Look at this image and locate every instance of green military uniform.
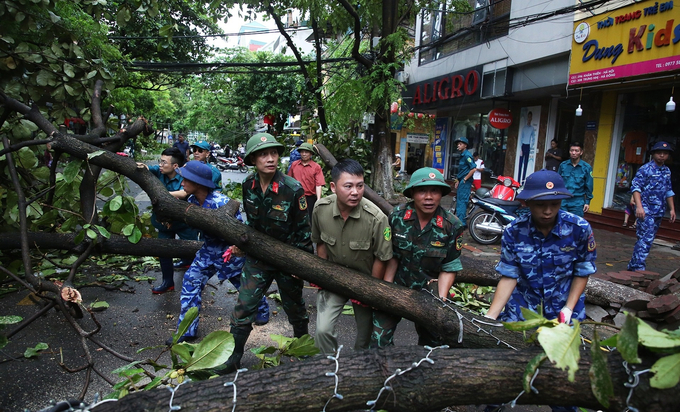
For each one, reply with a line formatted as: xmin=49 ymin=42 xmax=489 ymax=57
xmin=312 ymin=195 xmax=393 ymax=353
xmin=230 ymin=169 xmax=312 ymax=334
xmin=372 ymin=202 xmax=464 ymax=347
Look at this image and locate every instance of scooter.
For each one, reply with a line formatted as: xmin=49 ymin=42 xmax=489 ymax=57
xmin=216 ymin=155 xmax=248 ymax=173
xmin=467 ymin=175 xmax=524 ymax=244
xmin=468 ymin=197 xmax=523 ymax=245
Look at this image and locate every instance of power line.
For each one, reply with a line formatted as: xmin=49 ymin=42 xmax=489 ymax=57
xmin=108 ymin=27 xmax=311 ymax=40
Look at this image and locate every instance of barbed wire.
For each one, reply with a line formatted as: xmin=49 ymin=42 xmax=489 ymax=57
xmin=422 ymin=288 xmax=519 ymax=350
xmin=366 ymin=345 xmax=448 ymax=411
xmin=224 ymin=368 xmax=248 ymax=412
xmin=623 ymin=361 xmax=650 ymax=412
xmin=322 ymin=345 xmax=344 ymax=412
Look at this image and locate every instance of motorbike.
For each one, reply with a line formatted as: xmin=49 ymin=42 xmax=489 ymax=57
xmin=216 ymin=155 xmax=248 ymax=173
xmin=467 ymin=175 xmax=524 ymax=245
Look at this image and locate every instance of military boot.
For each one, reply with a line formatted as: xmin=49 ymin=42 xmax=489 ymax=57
xmin=292 ymin=321 xmax=309 ymax=338
xmin=215 ymin=327 xmax=251 ymax=375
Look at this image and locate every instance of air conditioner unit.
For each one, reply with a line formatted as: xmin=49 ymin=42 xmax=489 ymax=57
xmin=396 ymin=71 xmax=410 ymax=84
xmin=472 ymin=0 xmax=489 ymax=25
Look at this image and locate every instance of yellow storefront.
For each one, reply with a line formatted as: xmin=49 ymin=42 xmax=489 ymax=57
xmin=569 ymin=0 xmax=680 ymax=214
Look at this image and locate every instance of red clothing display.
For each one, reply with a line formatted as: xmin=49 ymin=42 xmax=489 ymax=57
xmin=287 ymin=160 xmax=325 ymax=196
xmin=622 ymin=131 xmax=648 ymax=164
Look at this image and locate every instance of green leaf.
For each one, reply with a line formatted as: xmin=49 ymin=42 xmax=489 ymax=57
xmin=250 ymin=346 xmax=278 ymax=355
xmin=143 ymin=376 xmax=163 ymax=391
xmin=171 ymin=307 xmax=198 ymax=345
xmin=589 ymin=329 xmax=613 ymax=408
xmin=89 ymin=301 xmax=109 ymax=311
xmin=86 ymin=229 xmax=97 ymax=239
xmin=24 ymin=342 xmax=49 ymax=358
xmin=95 ymin=225 xmax=111 ymax=239
xmin=88 ymin=150 xmax=105 ymax=160
xmin=74 ymin=230 xmax=85 ymax=245
xmin=638 ymin=318 xmax=680 ymax=349
xmin=116 ymin=7 xmax=132 ymax=26
xmin=618 ymin=313 xmax=641 ymax=364
xmin=128 ymin=227 xmax=142 ymax=244
xmin=0 ymin=335 xmax=8 ymax=350
xmin=599 ymin=334 xmax=618 ymax=347
xmin=523 ymin=352 xmax=548 ymax=393
xmin=0 ymin=315 xmax=23 ymax=325
xmin=537 ymin=322 xmax=581 ymax=382
xmin=171 ymin=344 xmax=193 ymax=363
xmin=62 ymin=160 xmax=83 ymax=183
xmin=285 ymin=335 xmax=319 ymax=358
xmin=63 ymin=62 xmax=75 ymax=78
xmin=109 ymin=196 xmax=123 ymax=212
xmin=111 ymin=361 xmax=141 ymax=375
xmin=100 ymin=186 xmax=114 ymax=197
xmin=650 ymin=352 xmax=680 ymax=389
xmin=122 ymin=224 xmax=134 ymax=236
xmin=186 ymin=331 xmax=235 ymax=371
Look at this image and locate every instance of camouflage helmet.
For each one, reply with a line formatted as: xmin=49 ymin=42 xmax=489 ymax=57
xmin=244 ymin=133 xmax=284 ymax=166
xmin=404 ymin=167 xmax=451 ymax=198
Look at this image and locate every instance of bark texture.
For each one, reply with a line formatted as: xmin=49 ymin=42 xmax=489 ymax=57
xmin=91 ymin=347 xmax=677 ymax=412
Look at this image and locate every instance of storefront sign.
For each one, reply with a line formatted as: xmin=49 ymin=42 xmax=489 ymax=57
xmin=488 ymin=108 xmax=513 ymax=129
xmin=432 ymin=119 xmax=448 ymax=173
xmin=404 ymin=66 xmax=483 ymax=110
xmin=406 ymin=133 xmax=430 ymax=144
xmin=586 ymin=121 xmax=597 ymax=130
xmin=569 ymin=1 xmax=680 ymax=85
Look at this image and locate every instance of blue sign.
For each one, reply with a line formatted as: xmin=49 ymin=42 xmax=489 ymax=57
xmin=432 ymin=118 xmax=448 ymax=172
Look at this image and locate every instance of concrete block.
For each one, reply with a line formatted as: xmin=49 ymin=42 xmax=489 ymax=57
xmin=609 ymin=272 xmax=633 ymax=285
xmin=663 ymin=305 xmax=680 ymax=324
xmin=620 ymin=271 xmax=647 ymax=282
xmin=613 ymin=312 xmax=627 ymax=327
xmin=647 ymin=294 xmax=680 ymax=315
xmin=622 ymin=299 xmax=651 ymax=311
xmin=632 ymin=269 xmax=660 ymax=280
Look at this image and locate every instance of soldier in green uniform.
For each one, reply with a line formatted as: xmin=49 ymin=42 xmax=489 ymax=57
xmin=371 ymin=167 xmax=465 ymax=348
xmin=218 ymin=132 xmax=312 ymax=375
xmin=312 ymin=159 xmax=393 ymax=353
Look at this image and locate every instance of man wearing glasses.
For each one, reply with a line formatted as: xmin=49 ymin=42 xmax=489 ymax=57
xmin=190 ymin=140 xmax=222 ymax=190
xmin=137 ymin=147 xmax=198 ymax=293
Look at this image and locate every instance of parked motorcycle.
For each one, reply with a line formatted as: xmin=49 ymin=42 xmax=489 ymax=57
xmin=216 ymin=155 xmax=248 ymax=173
xmin=468 ymin=197 xmax=523 ymax=245
xmin=467 ymin=175 xmax=524 ymax=244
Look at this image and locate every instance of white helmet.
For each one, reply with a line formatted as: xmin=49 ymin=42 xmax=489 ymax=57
xmin=395 ymin=154 xmax=401 ymax=157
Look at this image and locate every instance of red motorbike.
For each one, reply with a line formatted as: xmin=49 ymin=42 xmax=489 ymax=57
xmin=486 ymin=175 xmax=521 ymax=201
xmin=216 ymin=155 xmax=248 ymax=173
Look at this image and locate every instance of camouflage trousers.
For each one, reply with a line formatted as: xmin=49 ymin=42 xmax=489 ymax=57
xmin=231 ymin=257 xmax=308 ymax=330
xmin=628 ymin=214 xmax=662 ymax=271
xmin=177 ymin=256 xmax=269 ymax=339
xmin=371 ymin=282 xmax=443 ymax=348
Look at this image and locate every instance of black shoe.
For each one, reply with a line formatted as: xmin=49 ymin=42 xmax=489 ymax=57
xmin=173 ymin=261 xmax=191 ymax=269
xmin=214 ymin=354 xmax=241 ymax=375
xmin=152 ymin=281 xmax=174 ymax=294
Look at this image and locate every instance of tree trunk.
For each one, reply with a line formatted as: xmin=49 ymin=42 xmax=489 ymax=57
xmin=91 ymin=347 xmax=677 ymax=412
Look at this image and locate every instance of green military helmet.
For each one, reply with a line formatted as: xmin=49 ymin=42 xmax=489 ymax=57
xmin=298 ymin=142 xmax=315 ymax=154
xmin=244 ymin=133 xmax=284 ymax=166
xmin=404 ymin=167 xmax=452 ymax=198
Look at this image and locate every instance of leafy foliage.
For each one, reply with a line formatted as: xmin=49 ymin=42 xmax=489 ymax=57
xmin=250 ymin=334 xmax=319 ymax=370
xmin=506 ymin=310 xmax=680 ymax=409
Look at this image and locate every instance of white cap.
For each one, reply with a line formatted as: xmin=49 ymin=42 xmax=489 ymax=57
xmin=395 ymin=154 xmax=401 ymax=157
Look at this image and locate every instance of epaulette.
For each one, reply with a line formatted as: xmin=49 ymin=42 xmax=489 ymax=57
xmin=359 ymin=199 xmax=383 ymax=218
xmin=316 ymin=196 xmax=333 ymax=206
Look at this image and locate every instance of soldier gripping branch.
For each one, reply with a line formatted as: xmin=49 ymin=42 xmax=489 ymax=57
xmin=218 ymin=133 xmax=312 ymax=375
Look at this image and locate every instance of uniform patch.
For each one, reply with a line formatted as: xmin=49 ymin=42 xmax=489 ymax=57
xmin=272 ymin=181 xmax=279 ymax=194
xmin=587 ymin=234 xmax=596 ymax=251
xmin=429 ymin=172 xmax=436 ymax=179
xmin=299 ymin=196 xmax=307 ymax=210
xmin=455 ymin=235 xmax=463 ymax=250
xmin=383 ymin=227 xmax=391 ymax=241
xmin=272 ymin=204 xmax=284 ymax=211
xmin=436 ymin=215 xmax=443 ymax=228
xmin=560 ymin=246 xmax=575 ymax=252
xmin=260 ymin=136 xmax=267 ymax=142
xmin=467 ymin=157 xmax=473 ymax=163
xmin=431 ymin=241 xmax=444 ymax=247
xmin=546 ymin=182 xmax=554 ymax=189
xmin=404 ymin=209 xmax=413 ymax=219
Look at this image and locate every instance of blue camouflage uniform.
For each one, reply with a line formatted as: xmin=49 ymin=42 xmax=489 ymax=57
xmin=147 ymin=165 xmax=198 ymax=241
xmin=456 ymin=149 xmax=474 ymax=225
xmin=627 ymin=160 xmax=674 ymax=271
xmin=177 ymin=191 xmax=268 ymax=339
xmin=557 ymin=160 xmax=593 ymax=217
xmin=496 ymin=210 xmax=597 ymax=323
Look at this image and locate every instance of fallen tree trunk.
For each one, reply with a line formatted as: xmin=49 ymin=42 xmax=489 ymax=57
xmin=91 ymin=346 xmax=677 ymax=412
xmin=0 ymin=231 xmax=654 ymax=311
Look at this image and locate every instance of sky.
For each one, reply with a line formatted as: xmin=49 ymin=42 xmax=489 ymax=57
xmin=211 ymin=6 xmax=278 ymax=49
